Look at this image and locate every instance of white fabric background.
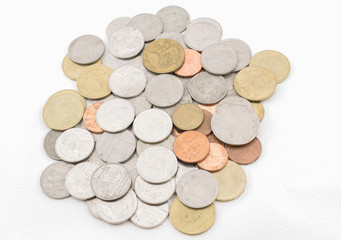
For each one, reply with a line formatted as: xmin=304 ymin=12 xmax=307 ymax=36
xmin=1 ymin=0 xmax=341 ymax=239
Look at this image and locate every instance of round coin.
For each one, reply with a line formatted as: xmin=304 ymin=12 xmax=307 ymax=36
xmin=225 ymin=137 xmax=262 ymax=165
xmin=251 ymin=102 xmax=265 ymax=121
xmin=175 ymin=49 xmax=202 ymax=77
xmin=194 ymin=109 xmax=212 ymax=135
xmin=106 ymin=16 xmax=131 ymax=39
xmin=197 ymin=143 xmax=228 ymax=172
xmin=191 ymin=17 xmax=223 ymax=34
xmin=68 ymin=35 xmax=104 ymax=64
xmin=47 ymin=89 xmax=87 ymax=110
xmin=221 ymin=38 xmax=252 ymax=72
xmin=207 ymin=133 xmax=224 ymax=146
xmin=129 ymin=13 xmax=163 ymax=42
xmin=83 ymin=102 xmax=104 ymax=133
xmin=136 ymin=134 xmax=174 ymax=156
xmin=43 ymin=130 xmax=63 ymax=160
xmin=172 ymin=103 xmax=204 ymax=130
xmin=156 ymin=5 xmax=189 ymax=33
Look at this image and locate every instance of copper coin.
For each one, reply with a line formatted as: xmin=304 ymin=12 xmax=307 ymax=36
xmin=225 ymin=137 xmax=262 ymax=164
xmin=195 ymin=110 xmax=212 ymax=136
xmin=171 ymin=127 xmax=183 ymax=139
xmin=175 ymin=49 xmax=202 ymax=77
xmin=197 ymin=143 xmax=228 ymax=172
xmin=173 ymin=131 xmax=210 ymax=163
xmin=83 ymin=102 xmax=104 ymax=133
xmin=207 ymin=133 xmax=224 ymax=146
xmin=198 ymin=103 xmax=218 ymax=115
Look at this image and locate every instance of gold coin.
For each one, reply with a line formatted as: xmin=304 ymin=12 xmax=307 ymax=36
xmin=62 ymin=54 xmax=102 ymax=80
xmin=43 ymin=93 xmax=84 ymax=130
xmin=169 ymin=197 xmax=216 ymax=235
xmin=234 ymin=66 xmax=276 ymax=101
xmin=77 ymin=64 xmax=113 ymax=99
xmin=142 ymin=38 xmax=185 ymax=74
xmin=251 ymin=102 xmax=264 ymax=121
xmin=172 ymin=103 xmax=204 ymax=130
xmin=48 ymin=89 xmax=86 ymax=110
xmin=213 ymin=160 xmax=247 ymax=201
xmin=249 ymin=50 xmax=290 ymax=83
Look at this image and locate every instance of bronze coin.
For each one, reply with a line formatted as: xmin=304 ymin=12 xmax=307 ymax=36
xmin=83 ymin=102 xmax=104 ymax=133
xmin=225 ymin=137 xmax=262 ymax=164
xmin=175 ymin=49 xmax=202 ymax=77
xmin=197 ymin=143 xmax=228 ymax=172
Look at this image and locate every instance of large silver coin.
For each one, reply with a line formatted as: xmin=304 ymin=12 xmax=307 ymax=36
xmin=96 ymin=130 xmax=136 ymax=163
xmin=121 ymin=154 xmax=138 ymax=190
xmin=146 ymin=74 xmax=184 ymax=107
xmin=223 ymin=72 xmax=238 ymax=97
xmin=222 ymin=38 xmax=252 ymax=72
xmin=68 ymin=35 xmax=104 ymax=64
xmin=133 ymin=109 xmax=173 ymax=143
xmin=176 ymin=169 xmax=218 ymax=208
xmin=106 ymin=17 xmax=131 ymax=39
xmin=55 ymin=128 xmax=94 ymax=163
xmin=130 ymin=199 xmax=169 ymax=229
xmin=86 ymin=198 xmax=102 ymax=220
xmin=153 ymin=90 xmax=192 ymax=116
xmin=156 ymin=32 xmax=187 ymax=48
xmin=109 ymin=66 xmax=146 ymax=98
xmin=65 ymin=162 xmax=99 ymax=200
xmin=137 ymin=146 xmax=178 ymax=183
xmin=136 ymin=134 xmax=174 ymax=156
xmin=188 ymin=72 xmax=227 ymax=104
xmin=134 ymin=176 xmax=175 ymax=204
xmin=96 ymin=99 xmax=134 ymax=132
xmin=175 ymin=161 xmax=198 ymax=184
xmin=91 ymin=163 xmax=131 ymax=201
xmin=128 ymin=13 xmax=163 ymax=42
xmin=156 ymin=5 xmax=189 ymax=33
xmin=40 ymin=162 xmax=73 ymax=199
xmin=43 ymin=130 xmax=62 ymax=160
xmin=96 ymin=189 xmax=138 ymax=224
xmin=126 ymin=91 xmax=152 ymax=116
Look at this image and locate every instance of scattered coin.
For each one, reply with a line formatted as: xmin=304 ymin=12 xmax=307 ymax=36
xmin=129 ymin=13 xmax=163 ymax=42
xmin=156 ymin=32 xmax=187 ymax=48
xmin=221 ymin=38 xmax=252 ymax=72
xmin=106 ymin=17 xmax=131 ymax=39
xmin=225 ymin=137 xmax=262 ymax=165
xmin=172 ymin=103 xmax=204 ymax=130
xmin=175 ymin=161 xmax=198 ymax=184
xmin=197 ymin=143 xmax=228 ymax=172
xmin=251 ymin=102 xmax=265 ymax=121
xmin=68 ymin=35 xmax=104 ymax=64
xmin=43 ymin=130 xmax=63 ymax=160
xmin=86 ymin=198 xmax=102 ymax=220
xmin=194 ymin=109 xmax=212 ymax=135
xmin=153 ymin=90 xmax=192 ymax=116
xmin=82 ymin=102 xmax=104 ymax=133
xmin=126 ymin=91 xmax=152 ymax=116
xmin=156 ymin=5 xmax=189 ymax=33
xmin=136 ymin=134 xmax=174 ymax=156
xmin=175 ymin=49 xmax=202 ymax=77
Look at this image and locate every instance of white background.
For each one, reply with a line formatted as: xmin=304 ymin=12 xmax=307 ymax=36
xmin=1 ymin=0 xmax=341 ymax=239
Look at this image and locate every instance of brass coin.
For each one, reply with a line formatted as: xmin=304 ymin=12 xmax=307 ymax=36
xmin=212 ymin=161 xmax=247 ymax=201
xmin=234 ymin=66 xmax=276 ymax=101
xmin=172 ymin=103 xmax=204 ymax=130
xmin=142 ymin=38 xmax=185 ymax=74
xmin=251 ymin=102 xmax=264 ymax=121
xmin=62 ymin=54 xmax=102 ymax=81
xmin=48 ymin=89 xmax=86 ymax=110
xmin=77 ymin=64 xmax=113 ymax=99
xmin=169 ymin=197 xmax=216 ymax=235
xmin=249 ymin=50 xmax=290 ymax=83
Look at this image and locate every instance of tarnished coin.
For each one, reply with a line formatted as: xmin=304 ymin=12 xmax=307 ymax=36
xmin=156 ymin=32 xmax=187 ymax=48
xmin=136 ymin=134 xmax=174 ymax=156
xmin=175 ymin=161 xmax=198 ymax=184
xmin=197 ymin=143 xmax=228 ymax=172
xmin=96 ymin=189 xmax=138 ymax=224
xmin=221 ymin=39 xmax=252 ymax=72
xmin=134 ymin=176 xmax=175 ymax=205
xmin=251 ymin=102 xmax=264 ymax=121
xmin=83 ymin=102 xmax=104 ymax=133
xmin=96 ymin=130 xmax=136 ymax=163
xmin=126 ymin=91 xmax=152 ymax=116
xmin=225 ymin=137 xmax=262 ymax=165
xmin=68 ymin=35 xmax=104 ymax=64
xmin=137 ymin=147 xmax=178 ymax=183
xmin=223 ymin=72 xmax=238 ymax=97
xmin=188 ymin=72 xmax=227 ymax=104
xmin=106 ymin=17 xmax=131 ymax=39
xmin=198 ymin=103 xmax=218 ymax=115
xmin=234 ymin=66 xmax=277 ymax=101
xmin=170 ymin=197 xmax=216 ymax=235
xmin=195 ymin=109 xmax=212 ymax=135
xmin=129 ymin=13 xmax=163 ymax=42
xmin=40 ymin=162 xmax=73 ymax=199
xmin=142 ymin=39 xmax=185 ymax=74
xmin=91 ymin=163 xmax=131 ymax=201
xmin=175 ymin=49 xmax=202 ymax=77
xmin=133 ymin=109 xmax=173 ymax=143
xmin=48 ymin=89 xmax=87 ymax=110
xmin=213 ymin=161 xmax=247 ymax=201
xmin=55 ymin=128 xmax=94 ymax=163
xmin=172 ymin=103 xmax=204 ymax=130
xmin=121 ymin=154 xmax=138 ymax=190
xmin=86 ymin=198 xmax=102 ymax=220
xmin=43 ymin=130 xmax=63 ymax=160
xmin=65 ymin=162 xmax=99 ymax=200
xmin=131 ymin=199 xmax=169 ymax=229
xmin=153 ymin=90 xmax=192 ymax=116
xmin=156 ymin=5 xmax=189 ymax=33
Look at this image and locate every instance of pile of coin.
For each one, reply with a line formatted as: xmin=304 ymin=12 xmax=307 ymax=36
xmin=40 ymin=5 xmax=290 ymax=235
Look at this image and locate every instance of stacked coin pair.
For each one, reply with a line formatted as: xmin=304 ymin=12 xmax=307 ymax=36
xmin=40 ymin=5 xmax=290 ymax=235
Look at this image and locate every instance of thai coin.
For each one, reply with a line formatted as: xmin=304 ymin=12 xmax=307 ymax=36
xmin=153 ymin=90 xmax=192 ymax=116
xmin=126 ymin=91 xmax=152 ymax=116
xmin=96 ymin=99 xmax=134 ymax=132
xmin=86 ymin=198 xmax=102 ymax=220
xmin=133 ymin=109 xmax=172 ymax=143
xmin=137 ymin=146 xmax=178 ymax=183
xmin=175 ymin=161 xmax=198 ymax=184
xmin=223 ymin=72 xmax=238 ymax=97
xmin=106 ymin=16 xmax=131 ymax=39
xmin=130 ymin=199 xmax=169 ymax=229
xmin=221 ymin=38 xmax=252 ymax=71
xmin=156 ymin=5 xmax=189 ymax=33
xmin=172 ymin=103 xmax=204 ymax=130
xmin=68 ymin=35 xmax=104 ymax=64
xmin=43 ymin=130 xmax=63 ymax=160
xmin=65 ymin=162 xmax=99 ymax=200
xmin=47 ymin=89 xmax=86 ymax=110
xmin=191 ymin=17 xmax=223 ymax=34
xmin=83 ymin=102 xmax=104 ymax=133
xmin=251 ymin=102 xmax=264 ymax=121
xmin=146 ymin=74 xmax=184 ymax=107
xmin=86 ymin=150 xmax=106 ymax=166
xmin=136 ymin=134 xmax=174 ymax=156
xmin=95 ymin=130 xmax=136 ymax=163
xmin=40 ymin=162 xmax=73 ymax=199
xmin=96 ymin=189 xmax=138 ymax=224
xmin=225 ymin=137 xmax=262 ymax=165
xmin=121 ymin=154 xmax=138 ymax=190
xmin=156 ymin=32 xmax=187 ymax=48
xmin=55 ymin=128 xmax=94 ymax=163
xmin=91 ymin=163 xmax=131 ymax=201
xmin=175 ymin=49 xmax=202 ymax=77
xmin=128 ymin=13 xmax=163 ymax=42
xmin=217 ymin=95 xmax=254 ymax=112
xmin=188 ymin=72 xmax=227 ymax=104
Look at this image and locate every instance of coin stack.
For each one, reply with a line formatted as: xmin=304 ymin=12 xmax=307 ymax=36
xmin=40 ymin=5 xmax=290 ymax=235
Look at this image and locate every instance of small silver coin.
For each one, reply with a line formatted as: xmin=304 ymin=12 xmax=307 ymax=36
xmin=156 ymin=5 xmax=189 ymax=33
xmin=121 ymin=154 xmax=138 ymax=190
xmin=137 ymin=146 xmax=178 ymax=183
xmin=128 ymin=13 xmax=163 ymax=42
xmin=55 ymin=128 xmax=94 ymax=163
xmin=86 ymin=198 xmax=102 ymax=220
xmin=153 ymin=90 xmax=192 ymax=116
xmin=223 ymin=72 xmax=238 ymax=97
xmin=126 ymin=91 xmax=152 ymax=116
xmin=68 ymin=35 xmax=104 ymax=64
xmin=175 ymin=161 xmax=198 ymax=184
xmin=43 ymin=130 xmax=63 ymax=160
xmin=156 ymin=32 xmax=187 ymax=48
xmin=136 ymin=134 xmax=175 ymax=156
xmin=222 ymin=38 xmax=252 ymax=72
xmin=40 ymin=162 xmax=73 ymax=199
xmin=176 ymin=169 xmax=218 ymax=208
xmin=106 ymin=17 xmax=131 ymax=39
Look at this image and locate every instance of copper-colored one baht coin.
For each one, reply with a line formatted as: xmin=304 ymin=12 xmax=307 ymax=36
xmin=225 ymin=137 xmax=262 ymax=164
xmin=175 ymin=49 xmax=202 ymax=77
xmin=197 ymin=143 xmax=228 ymax=172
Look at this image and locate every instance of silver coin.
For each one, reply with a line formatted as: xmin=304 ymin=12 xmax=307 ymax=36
xmin=96 ymin=99 xmax=134 ymax=132
xmin=109 ymin=66 xmax=146 ymax=98
xmin=130 ymin=199 xmax=169 ymax=229
xmin=40 ymin=162 xmax=73 ymax=199
xmin=201 ymin=43 xmax=238 ymax=75
xmin=191 ymin=17 xmax=223 ymax=34
xmin=175 ymin=161 xmax=198 ymax=184
xmin=222 ymin=38 xmax=252 ymax=72
xmin=68 ymin=35 xmax=104 ymax=64
xmin=108 ymin=28 xmax=144 ymax=59
xmin=95 ymin=130 xmax=136 ymax=163
xmin=217 ymin=95 xmax=253 ymax=112
xmin=86 ymin=150 xmax=106 ymax=166
xmin=133 ymin=109 xmax=173 ymax=143
xmin=156 ymin=32 xmax=187 ymax=48
xmin=86 ymin=198 xmax=102 ymax=220
xmin=153 ymin=90 xmax=192 ymax=116
xmin=91 ymin=163 xmax=131 ymax=201
xmin=43 ymin=130 xmax=63 ymax=160
xmin=134 ymin=176 xmax=175 ymax=205
xmin=126 ymin=91 xmax=152 ymax=116
xmin=121 ymin=154 xmax=138 ymax=190
xmin=106 ymin=17 xmax=131 ymax=39
xmin=136 ymin=134 xmax=174 ymax=156
xmin=223 ymin=72 xmax=238 ymax=97
xmin=156 ymin=5 xmax=189 ymax=33
xmin=65 ymin=162 xmax=99 ymax=200
xmin=129 ymin=13 xmax=163 ymax=42
xmin=137 ymin=146 xmax=178 ymax=183
xmin=188 ymin=72 xmax=227 ymax=104
xmin=96 ymin=189 xmax=138 ymax=224
xmin=176 ymin=169 xmax=218 ymax=208
xmin=146 ymin=74 xmax=184 ymax=107
xmin=55 ymin=128 xmax=94 ymax=163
